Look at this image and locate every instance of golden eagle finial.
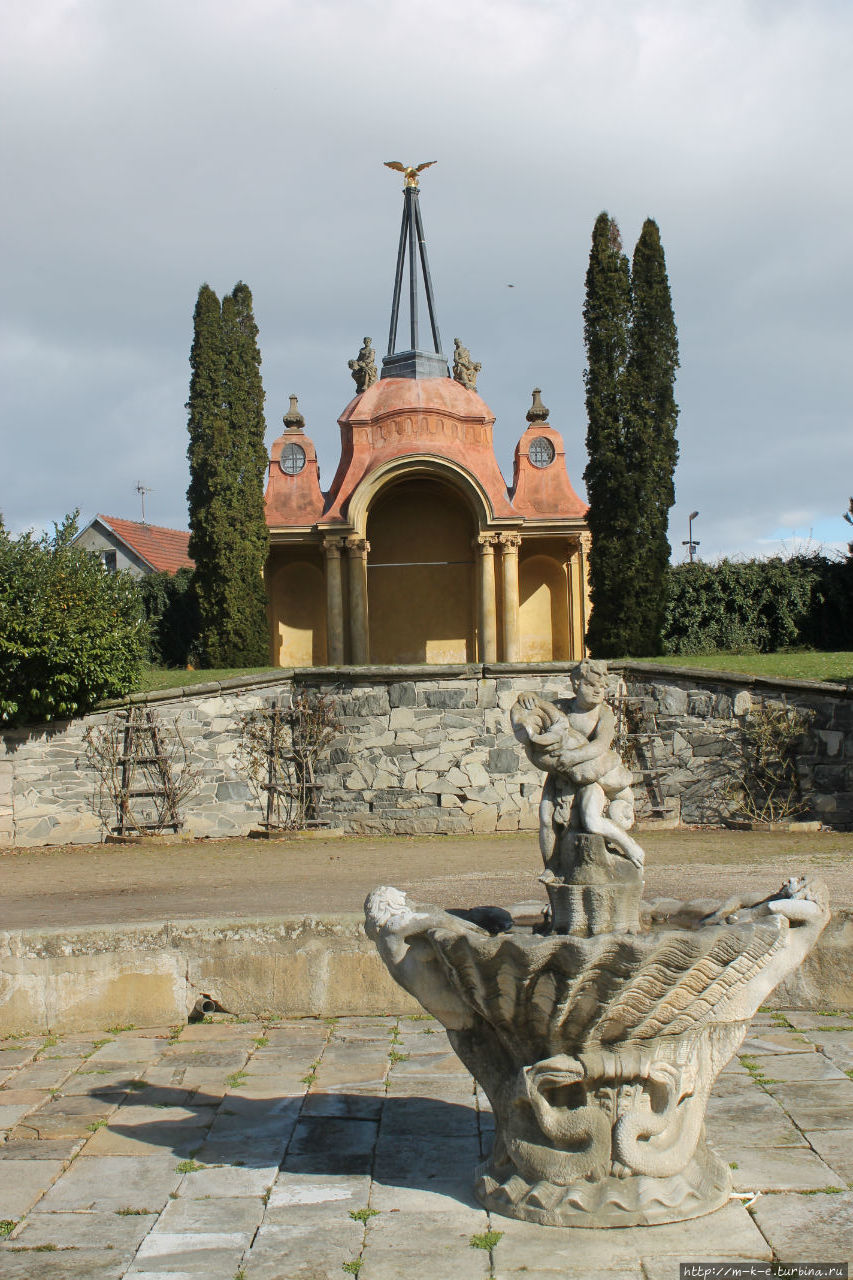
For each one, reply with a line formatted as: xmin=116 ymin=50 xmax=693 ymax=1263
xmin=384 ymin=160 xmax=437 ymax=188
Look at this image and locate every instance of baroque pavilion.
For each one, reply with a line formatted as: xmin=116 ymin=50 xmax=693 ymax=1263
xmin=263 ymin=168 xmax=590 ymax=668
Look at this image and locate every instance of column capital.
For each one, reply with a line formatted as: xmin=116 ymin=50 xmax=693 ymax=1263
xmin=322 ymin=535 xmax=344 ymax=557
xmin=498 ymin=531 xmax=522 ymax=550
xmin=475 ymin=532 xmax=497 ymax=550
xmin=579 ymin=530 xmax=592 ymax=554
xmin=345 ymin=536 xmax=370 ymax=555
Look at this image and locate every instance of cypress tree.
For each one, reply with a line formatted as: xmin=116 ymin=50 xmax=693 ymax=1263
xmin=582 ymin=212 xmax=635 ymax=656
xmin=187 ymin=282 xmax=270 ymax=668
xmin=187 ymin=283 xmax=227 ymax=662
xmin=218 ymin=282 xmax=270 ymax=665
xmin=625 ymin=218 xmax=679 ymax=655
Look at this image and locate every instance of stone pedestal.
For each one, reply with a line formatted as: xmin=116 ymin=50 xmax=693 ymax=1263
xmin=540 ymin=833 xmax=642 ymax=937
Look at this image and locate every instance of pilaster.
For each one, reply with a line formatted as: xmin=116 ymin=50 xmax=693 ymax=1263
xmin=323 ymin=537 xmax=345 ymax=665
xmin=476 ymin=534 xmax=498 ymax=663
xmin=345 ymin=536 xmax=371 ymax=665
xmin=499 ymin=532 xmax=522 ymax=663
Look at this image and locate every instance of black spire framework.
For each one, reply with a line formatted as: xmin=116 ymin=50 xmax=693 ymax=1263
xmin=382 ymin=182 xmax=449 ymax=380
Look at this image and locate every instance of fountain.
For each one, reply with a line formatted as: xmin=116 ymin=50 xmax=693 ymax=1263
xmin=364 ymin=661 xmax=829 ymax=1227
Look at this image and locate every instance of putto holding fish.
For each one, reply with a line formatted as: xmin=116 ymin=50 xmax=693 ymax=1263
xmin=511 ymin=659 xmax=645 ymax=869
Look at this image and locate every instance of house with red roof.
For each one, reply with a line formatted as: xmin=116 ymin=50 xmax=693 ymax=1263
xmin=74 ymin=515 xmax=194 ymax=577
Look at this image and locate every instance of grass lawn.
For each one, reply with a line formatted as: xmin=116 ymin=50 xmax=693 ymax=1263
xmin=135 ymin=662 xmax=282 ymax=693
xmin=135 ymin=651 xmax=853 ymax=694
xmin=629 ymin=651 xmax=853 ymax=684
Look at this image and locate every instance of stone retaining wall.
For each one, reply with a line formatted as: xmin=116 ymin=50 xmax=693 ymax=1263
xmin=1 ymin=663 xmax=852 ymax=846
xmin=2 ymin=909 xmax=850 ymax=1034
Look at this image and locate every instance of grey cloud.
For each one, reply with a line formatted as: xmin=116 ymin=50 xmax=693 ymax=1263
xmin=1 ymin=0 xmax=850 ymax=561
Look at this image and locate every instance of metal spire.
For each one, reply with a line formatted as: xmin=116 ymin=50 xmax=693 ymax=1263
xmin=381 ymin=163 xmax=448 ymax=380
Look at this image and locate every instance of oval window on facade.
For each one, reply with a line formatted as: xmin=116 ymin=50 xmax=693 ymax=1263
xmin=529 ymin=436 xmax=555 ymax=469
xmin=280 ymin=443 xmax=307 ymax=475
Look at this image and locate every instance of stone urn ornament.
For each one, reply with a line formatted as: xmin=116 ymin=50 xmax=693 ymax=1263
xmin=364 ymin=659 xmax=829 ymax=1228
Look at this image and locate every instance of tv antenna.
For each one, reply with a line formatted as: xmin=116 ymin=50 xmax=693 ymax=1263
xmin=136 ymin=483 xmax=152 ymax=524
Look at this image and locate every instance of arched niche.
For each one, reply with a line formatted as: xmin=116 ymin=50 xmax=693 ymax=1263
xmin=366 ymin=477 xmax=476 ymax=664
xmin=270 ymin=559 xmax=327 ymax=667
xmin=519 ymin=553 xmax=571 ymax=662
xmin=347 ymin=453 xmax=494 ymax=535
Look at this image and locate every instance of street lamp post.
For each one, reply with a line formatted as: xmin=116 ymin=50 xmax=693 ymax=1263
xmin=682 ymin=510 xmax=700 ymax=563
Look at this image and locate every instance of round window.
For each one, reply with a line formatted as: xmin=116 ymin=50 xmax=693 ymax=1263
xmin=280 ymin=442 xmax=306 ymax=475
xmin=529 ymin=436 xmax=555 ymax=469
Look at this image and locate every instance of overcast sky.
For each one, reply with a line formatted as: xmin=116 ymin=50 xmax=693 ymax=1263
xmin=2 ymin=0 xmax=851 ymax=562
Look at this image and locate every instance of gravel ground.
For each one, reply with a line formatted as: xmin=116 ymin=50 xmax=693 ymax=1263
xmin=2 ymin=828 xmax=852 ymax=930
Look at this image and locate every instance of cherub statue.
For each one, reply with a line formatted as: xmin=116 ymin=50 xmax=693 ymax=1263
xmin=511 ymin=659 xmax=644 ymax=869
xmin=348 ymin=337 xmax=377 ymax=393
xmin=452 ymin=338 xmax=482 ymax=392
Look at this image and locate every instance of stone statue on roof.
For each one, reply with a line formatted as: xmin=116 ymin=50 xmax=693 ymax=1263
xmin=452 ymin=338 xmax=481 ymax=392
xmin=348 ymin=337 xmax=378 ymax=393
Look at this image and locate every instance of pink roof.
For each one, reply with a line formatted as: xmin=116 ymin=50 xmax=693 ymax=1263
xmin=98 ymin=516 xmax=194 ymax=574
xmin=322 ymin=377 xmax=517 ymax=523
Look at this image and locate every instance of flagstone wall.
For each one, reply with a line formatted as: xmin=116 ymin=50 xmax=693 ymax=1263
xmin=1 ymin=663 xmax=851 ymax=847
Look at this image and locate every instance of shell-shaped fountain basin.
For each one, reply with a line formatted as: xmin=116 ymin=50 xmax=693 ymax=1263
xmin=365 ymin=875 xmax=829 ymax=1227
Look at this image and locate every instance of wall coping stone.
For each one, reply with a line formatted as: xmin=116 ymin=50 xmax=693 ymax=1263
xmin=482 ymin=662 xmax=577 ymax=676
xmin=614 ymin=661 xmax=853 ymax=700
xmin=15 ymin=659 xmax=849 ymax=734
xmin=298 ymin=663 xmax=485 ymax=682
xmin=2 ymin=913 xmax=369 ymax=958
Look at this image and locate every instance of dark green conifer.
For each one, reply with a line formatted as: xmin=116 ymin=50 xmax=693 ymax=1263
xmin=582 ymin=212 xmax=635 ymax=656
xmin=187 ymin=282 xmax=270 ymax=668
xmin=187 ymin=283 xmax=227 ymax=661
xmin=625 ymin=218 xmax=680 ymax=655
xmin=218 ymin=282 xmax=270 ymax=665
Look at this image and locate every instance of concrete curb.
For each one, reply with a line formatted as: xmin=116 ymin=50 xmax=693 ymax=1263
xmin=2 ymin=908 xmax=850 ymax=1035
xmin=0 ymin=914 xmax=419 ymax=1035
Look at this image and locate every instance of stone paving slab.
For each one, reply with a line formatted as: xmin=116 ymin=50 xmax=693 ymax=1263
xmin=489 ymin=1201 xmax=771 ymax=1272
xmin=245 ymin=1220 xmax=364 ymax=1279
xmin=725 ymin=1146 xmax=842 ymax=1192
xmin=804 ymin=1128 xmax=853 ymax=1181
xmin=11 ymin=1207 xmax=157 ymax=1250
xmin=362 ymin=1209 xmax=492 ymax=1279
xmin=817 ymin=1031 xmax=853 ymax=1072
xmin=0 ymin=1157 xmax=66 ymax=1217
xmin=1 ymin=1013 xmax=852 ymax=1276
xmin=750 ymin=1190 xmax=853 ymax=1264
xmin=130 ymin=1234 xmax=250 ymax=1277
xmin=37 ymin=1153 xmax=181 ymax=1211
xmin=764 ymin=1077 xmax=853 ymax=1128
xmin=744 ymin=1050 xmax=849 ymax=1081
xmin=1 ymin=1248 xmax=129 ymax=1278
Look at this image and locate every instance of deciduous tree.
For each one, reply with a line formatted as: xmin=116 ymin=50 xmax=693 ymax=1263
xmin=0 ymin=513 xmax=144 ymax=724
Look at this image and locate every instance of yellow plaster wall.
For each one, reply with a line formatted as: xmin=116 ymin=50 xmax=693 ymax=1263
xmin=366 ymin=479 xmax=475 ymax=664
xmin=519 ymin=551 xmax=571 ymax=662
xmin=269 ymin=556 xmax=327 ymax=667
